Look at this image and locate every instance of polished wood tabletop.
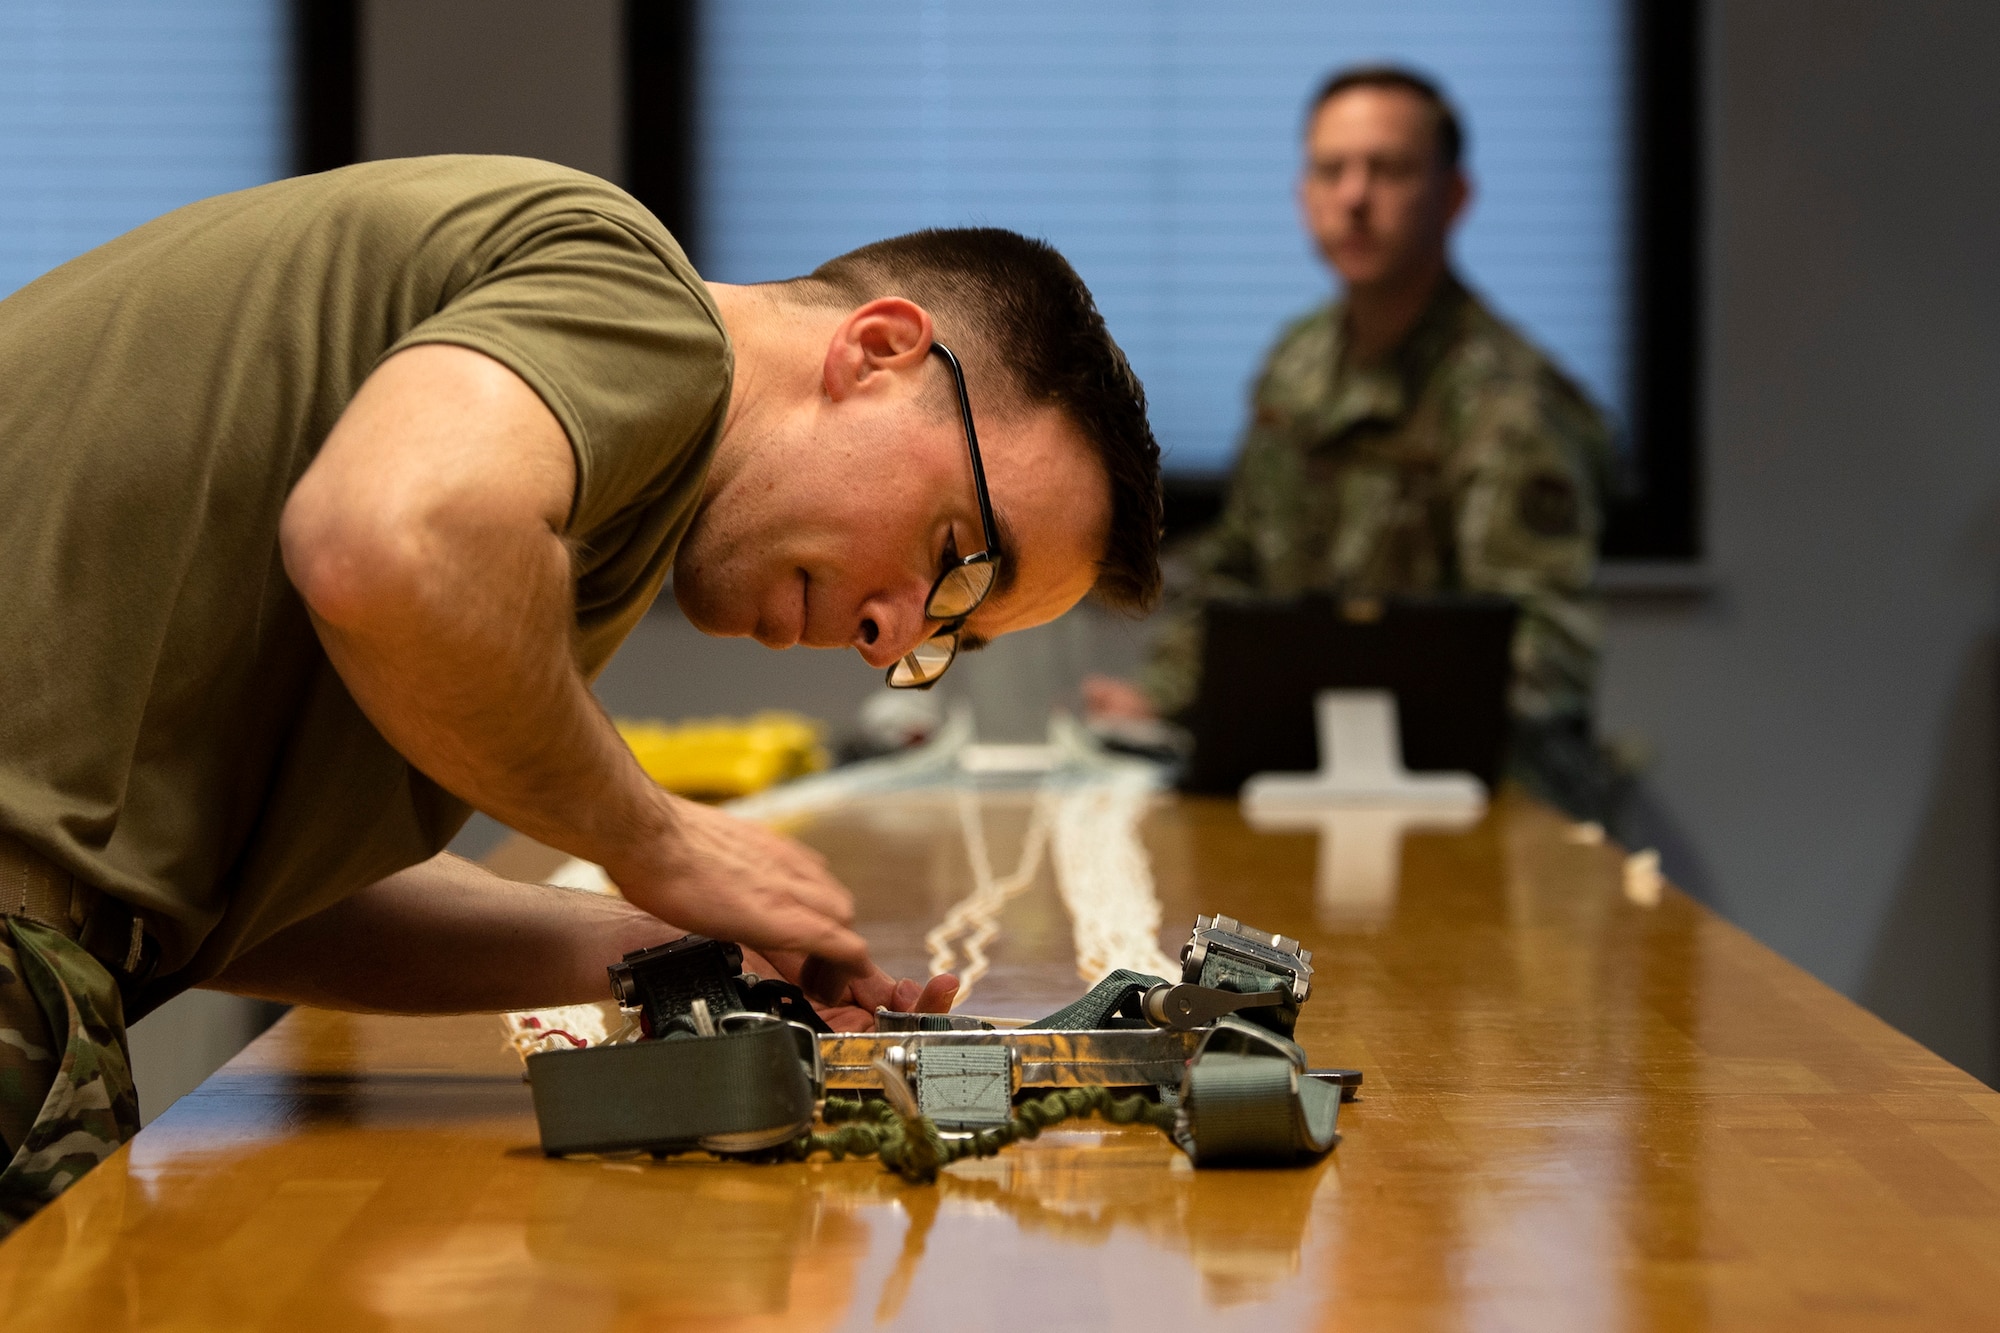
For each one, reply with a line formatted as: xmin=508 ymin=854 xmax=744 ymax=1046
xmin=4 ymin=791 xmax=1999 ymax=1331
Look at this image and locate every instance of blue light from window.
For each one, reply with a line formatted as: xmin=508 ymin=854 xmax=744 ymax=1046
xmin=0 ymin=0 xmax=288 ymax=299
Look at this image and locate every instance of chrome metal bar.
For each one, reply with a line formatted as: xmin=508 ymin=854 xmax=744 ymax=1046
xmin=820 ymin=1028 xmax=1201 ymax=1090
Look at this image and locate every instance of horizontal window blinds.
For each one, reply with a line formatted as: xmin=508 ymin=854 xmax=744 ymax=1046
xmin=699 ymin=0 xmax=1627 ymax=472
xmin=0 ymin=0 xmax=287 ymax=299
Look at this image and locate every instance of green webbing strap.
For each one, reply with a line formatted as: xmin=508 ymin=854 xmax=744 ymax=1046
xmin=527 ymin=1022 xmax=815 ymax=1156
xmin=1029 ymin=969 xmax=1170 ymax=1030
xmin=1177 ymin=1017 xmax=1340 ymax=1166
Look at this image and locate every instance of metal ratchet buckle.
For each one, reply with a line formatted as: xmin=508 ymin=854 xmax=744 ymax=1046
xmin=1180 ymin=913 xmax=1314 ymax=1005
xmin=1138 ymin=981 xmax=1288 ymax=1030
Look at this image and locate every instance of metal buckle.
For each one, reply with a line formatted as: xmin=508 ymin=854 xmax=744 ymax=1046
xmin=1139 ymin=981 xmax=1288 ymax=1030
xmin=1180 ymin=913 xmax=1314 ymax=1004
xmin=717 ymin=1010 xmax=825 ymax=1099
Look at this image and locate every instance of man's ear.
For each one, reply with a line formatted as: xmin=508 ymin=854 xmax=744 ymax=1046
xmin=823 ymin=297 xmax=935 ymax=402
xmin=1444 ymin=168 xmax=1472 ymax=229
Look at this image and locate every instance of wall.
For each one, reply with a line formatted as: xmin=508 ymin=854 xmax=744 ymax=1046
xmin=1603 ymin=0 xmax=2000 ymax=1084
xmin=361 ymin=0 xmax=622 ymax=179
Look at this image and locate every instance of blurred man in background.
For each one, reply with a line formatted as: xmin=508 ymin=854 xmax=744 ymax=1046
xmin=1087 ymin=66 xmax=1614 ymax=817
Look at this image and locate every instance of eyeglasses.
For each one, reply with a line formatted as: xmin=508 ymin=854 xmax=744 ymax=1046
xmin=885 ymin=343 xmax=1002 ymax=689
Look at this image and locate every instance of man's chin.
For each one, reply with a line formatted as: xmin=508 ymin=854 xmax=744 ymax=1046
xmin=669 ymin=578 xmax=742 ymax=638
xmin=1331 ymin=253 xmax=1391 ymax=286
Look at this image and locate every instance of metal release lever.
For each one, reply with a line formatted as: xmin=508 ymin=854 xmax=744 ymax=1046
xmin=1140 ymin=983 xmax=1287 ymax=1031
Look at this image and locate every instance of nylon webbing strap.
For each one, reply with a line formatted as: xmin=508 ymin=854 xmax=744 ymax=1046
xmin=1178 ymin=1018 xmax=1341 ymax=1166
xmin=527 ymin=1022 xmax=815 ymax=1156
xmin=1030 ymin=969 xmax=1169 ymax=1030
xmin=914 ymin=1046 xmax=1014 ymax=1128
xmin=0 ymin=834 xmax=156 ymax=981
xmin=0 ymin=834 xmax=77 ymax=933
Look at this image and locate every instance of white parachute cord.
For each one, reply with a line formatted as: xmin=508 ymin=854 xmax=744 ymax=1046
xmin=1049 ymin=765 xmax=1178 ymax=984
xmin=924 ymin=786 xmax=1055 ymax=1000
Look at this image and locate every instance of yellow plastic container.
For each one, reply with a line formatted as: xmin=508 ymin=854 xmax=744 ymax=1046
xmin=615 ymin=712 xmax=830 ymax=799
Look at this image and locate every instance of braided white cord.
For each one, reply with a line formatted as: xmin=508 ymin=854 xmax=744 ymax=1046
xmin=924 ymin=787 xmax=1055 ymax=999
xmin=1049 ymin=766 xmax=1178 ymax=984
xmin=501 ymin=1000 xmax=641 ymax=1062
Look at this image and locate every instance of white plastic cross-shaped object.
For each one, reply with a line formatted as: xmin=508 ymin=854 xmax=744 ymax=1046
xmin=1240 ymin=691 xmax=1486 ymax=926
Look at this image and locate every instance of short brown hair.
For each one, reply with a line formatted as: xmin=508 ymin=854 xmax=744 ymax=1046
xmin=1309 ymin=65 xmax=1465 ymax=172
xmin=794 ymin=228 xmax=1163 ymax=614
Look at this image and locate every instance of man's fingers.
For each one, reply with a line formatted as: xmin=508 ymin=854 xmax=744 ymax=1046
xmin=841 ymin=970 xmax=959 ymax=1017
xmin=914 ymin=973 xmax=960 ymax=1013
xmin=797 ymin=946 xmax=871 ymax=1005
xmin=840 ymin=967 xmax=893 ymax=1014
xmin=820 ymin=1005 xmax=876 ymax=1033
xmin=783 ymin=872 xmax=855 ymax=926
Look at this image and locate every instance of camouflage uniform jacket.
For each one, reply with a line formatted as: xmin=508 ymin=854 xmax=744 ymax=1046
xmin=1143 ymin=276 xmax=1612 ymax=739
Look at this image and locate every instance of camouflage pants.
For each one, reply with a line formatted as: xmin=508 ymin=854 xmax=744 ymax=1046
xmin=0 ymin=917 xmax=140 ymax=1238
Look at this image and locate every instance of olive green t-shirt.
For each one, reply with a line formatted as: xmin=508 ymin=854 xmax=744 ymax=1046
xmin=0 ymin=156 xmax=731 ymax=1012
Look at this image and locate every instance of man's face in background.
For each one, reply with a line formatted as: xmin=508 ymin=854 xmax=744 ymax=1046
xmin=1298 ymin=86 xmax=1468 ymax=293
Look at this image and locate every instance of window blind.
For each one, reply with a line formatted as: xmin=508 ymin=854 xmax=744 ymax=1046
xmin=0 ymin=0 xmax=288 ymax=299
xmin=699 ymin=0 xmax=1627 ymax=472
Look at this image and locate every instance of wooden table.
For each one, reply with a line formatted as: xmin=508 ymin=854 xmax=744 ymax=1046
xmin=4 ymin=793 xmax=1999 ymax=1330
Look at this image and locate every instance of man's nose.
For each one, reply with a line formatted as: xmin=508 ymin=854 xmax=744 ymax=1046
xmin=851 ymin=595 xmax=930 ymax=670
xmin=1339 ymin=169 xmax=1373 ymax=213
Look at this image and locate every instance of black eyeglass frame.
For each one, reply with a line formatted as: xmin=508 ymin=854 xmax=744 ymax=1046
xmin=885 ymin=343 xmax=1003 ymax=689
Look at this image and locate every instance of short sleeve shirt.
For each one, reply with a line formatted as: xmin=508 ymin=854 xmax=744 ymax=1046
xmin=0 ymin=156 xmax=731 ymax=1008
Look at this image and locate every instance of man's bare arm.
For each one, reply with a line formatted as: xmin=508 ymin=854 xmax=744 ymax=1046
xmin=205 ymin=854 xmax=669 ymax=1014
xmin=279 ymin=344 xmax=871 ymax=991
xmin=205 ymin=853 xmax=959 ymax=1028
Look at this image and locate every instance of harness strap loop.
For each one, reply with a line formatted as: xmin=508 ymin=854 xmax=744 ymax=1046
xmin=1177 ymin=1016 xmax=1341 ymax=1164
xmin=527 ymin=1020 xmax=818 ymax=1156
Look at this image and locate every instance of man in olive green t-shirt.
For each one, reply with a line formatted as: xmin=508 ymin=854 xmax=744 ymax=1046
xmin=0 ymin=155 xmax=1162 ymax=1229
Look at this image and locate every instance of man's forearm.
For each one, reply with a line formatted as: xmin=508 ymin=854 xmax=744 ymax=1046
xmin=303 ymin=540 xmax=677 ymax=883
xmin=206 ymin=854 xmax=673 ymax=1013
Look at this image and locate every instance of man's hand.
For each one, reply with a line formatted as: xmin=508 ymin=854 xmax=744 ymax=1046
xmin=741 ymin=947 xmax=960 ymax=1032
xmin=1082 ymin=673 xmax=1158 ymax=722
xmin=608 ymin=796 xmax=873 ymax=1002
